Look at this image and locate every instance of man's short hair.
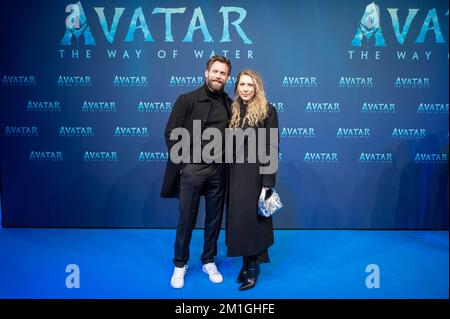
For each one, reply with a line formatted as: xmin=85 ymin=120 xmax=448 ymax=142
xmin=206 ymin=55 xmax=232 ymax=75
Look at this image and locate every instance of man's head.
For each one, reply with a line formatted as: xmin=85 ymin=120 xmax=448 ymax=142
xmin=205 ymin=55 xmax=231 ymax=93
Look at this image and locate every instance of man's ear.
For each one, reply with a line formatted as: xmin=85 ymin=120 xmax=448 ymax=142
xmin=204 ymin=70 xmax=209 ymax=79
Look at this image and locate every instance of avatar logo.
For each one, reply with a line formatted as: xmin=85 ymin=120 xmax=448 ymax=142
xmin=351 ymin=2 xmax=448 ymax=46
xmin=351 ymin=2 xmax=385 ymax=46
xmin=414 ymin=153 xmax=448 ymax=163
xmin=29 ymin=151 xmax=63 ymax=161
xmin=60 ymin=1 xmax=252 ymax=45
xmin=62 ymin=1 xmax=95 ymax=45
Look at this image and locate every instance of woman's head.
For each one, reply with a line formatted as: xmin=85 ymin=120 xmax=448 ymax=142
xmin=236 ymin=73 xmax=255 ymax=102
xmin=230 ymin=69 xmax=268 ymax=128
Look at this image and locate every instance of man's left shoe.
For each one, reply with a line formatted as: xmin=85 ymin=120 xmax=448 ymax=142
xmin=202 ymin=262 xmax=223 ymax=283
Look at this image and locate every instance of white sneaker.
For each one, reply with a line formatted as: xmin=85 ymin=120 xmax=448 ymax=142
xmin=202 ymin=262 xmax=223 ymax=284
xmin=170 ymin=265 xmax=188 ymax=289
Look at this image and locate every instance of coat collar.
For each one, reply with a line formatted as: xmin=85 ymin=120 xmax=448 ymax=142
xmin=196 ymin=85 xmax=232 ymax=115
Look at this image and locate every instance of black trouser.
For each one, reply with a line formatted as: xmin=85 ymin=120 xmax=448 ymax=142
xmin=243 ymin=255 xmax=257 ymax=266
xmin=174 ymin=163 xmax=225 ymax=268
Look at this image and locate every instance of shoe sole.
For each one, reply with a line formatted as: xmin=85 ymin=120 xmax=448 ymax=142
xmin=171 ymin=284 xmax=184 ymax=289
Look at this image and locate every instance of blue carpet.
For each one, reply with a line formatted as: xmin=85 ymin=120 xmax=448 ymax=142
xmin=0 ymin=228 xmax=447 ymax=299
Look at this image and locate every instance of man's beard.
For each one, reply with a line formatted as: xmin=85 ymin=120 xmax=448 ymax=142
xmin=206 ymin=77 xmax=225 ymax=93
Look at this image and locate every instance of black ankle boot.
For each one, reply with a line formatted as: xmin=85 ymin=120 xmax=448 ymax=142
xmin=237 ymin=262 xmax=248 ymax=283
xmin=239 ymin=263 xmax=259 ymax=291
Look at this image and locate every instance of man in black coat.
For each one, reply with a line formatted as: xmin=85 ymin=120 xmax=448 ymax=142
xmin=161 ymin=56 xmax=232 ymax=289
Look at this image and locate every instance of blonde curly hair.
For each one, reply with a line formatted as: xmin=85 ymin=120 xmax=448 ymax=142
xmin=230 ymin=69 xmax=269 ymax=128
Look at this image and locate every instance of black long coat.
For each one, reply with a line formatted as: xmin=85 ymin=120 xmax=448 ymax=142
xmin=226 ymin=104 xmax=279 ymax=258
xmin=160 ymin=86 xmax=232 ymax=198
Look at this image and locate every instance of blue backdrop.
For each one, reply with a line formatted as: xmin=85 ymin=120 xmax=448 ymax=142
xmin=0 ymin=0 xmax=448 ymax=228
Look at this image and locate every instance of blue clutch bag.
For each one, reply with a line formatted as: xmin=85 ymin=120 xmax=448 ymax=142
xmin=258 ymin=187 xmax=283 ymax=218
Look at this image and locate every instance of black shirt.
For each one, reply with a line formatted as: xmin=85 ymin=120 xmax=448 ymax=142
xmin=201 ymin=85 xmax=229 ymax=162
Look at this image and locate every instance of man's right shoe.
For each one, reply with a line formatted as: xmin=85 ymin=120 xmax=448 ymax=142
xmin=170 ymin=265 xmax=188 ymax=289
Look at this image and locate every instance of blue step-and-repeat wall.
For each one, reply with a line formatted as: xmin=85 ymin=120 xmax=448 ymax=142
xmin=0 ymin=0 xmax=448 ymax=228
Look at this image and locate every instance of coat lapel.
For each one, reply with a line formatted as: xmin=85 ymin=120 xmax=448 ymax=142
xmin=196 ymin=86 xmax=212 ymax=129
